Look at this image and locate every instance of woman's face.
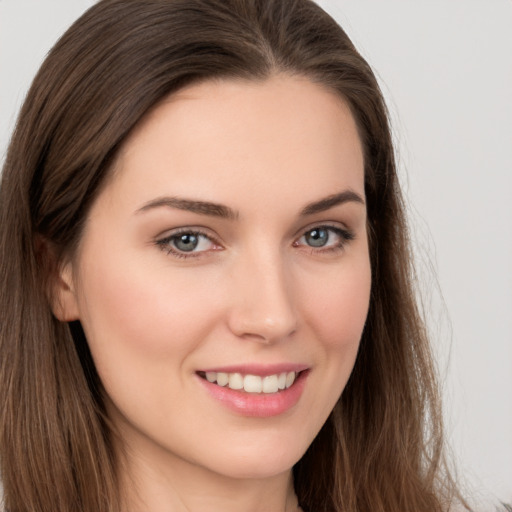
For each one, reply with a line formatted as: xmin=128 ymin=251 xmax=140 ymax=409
xmin=58 ymin=75 xmax=371 ymax=481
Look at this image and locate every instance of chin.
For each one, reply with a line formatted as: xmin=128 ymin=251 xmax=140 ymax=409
xmin=201 ymin=435 xmax=309 ymax=480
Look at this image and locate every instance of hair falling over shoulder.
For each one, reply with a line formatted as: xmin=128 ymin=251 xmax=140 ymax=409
xmin=0 ymin=1 xmax=470 ymax=511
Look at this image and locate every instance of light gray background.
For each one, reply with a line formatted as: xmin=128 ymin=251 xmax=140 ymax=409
xmin=1 ymin=1 xmax=511 ymax=508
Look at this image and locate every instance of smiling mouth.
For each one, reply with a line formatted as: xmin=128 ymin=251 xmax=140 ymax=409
xmin=197 ymin=371 xmax=301 ymax=394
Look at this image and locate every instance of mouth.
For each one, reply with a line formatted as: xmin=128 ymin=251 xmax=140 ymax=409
xmin=197 ymin=370 xmax=302 ymax=394
xmin=196 ymin=367 xmax=309 ymax=417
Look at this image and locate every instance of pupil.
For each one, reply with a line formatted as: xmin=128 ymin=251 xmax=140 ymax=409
xmin=307 ymin=228 xmax=328 ymax=247
xmin=175 ymin=234 xmax=198 ymax=252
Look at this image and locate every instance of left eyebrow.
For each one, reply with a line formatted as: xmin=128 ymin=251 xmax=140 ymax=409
xmin=300 ymin=190 xmax=365 ymax=216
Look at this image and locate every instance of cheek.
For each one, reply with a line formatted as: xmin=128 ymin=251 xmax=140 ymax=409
xmin=74 ymin=250 xmax=219 ymax=372
xmin=301 ymin=256 xmax=371 ymax=351
xmin=291 ymin=255 xmax=371 ymax=441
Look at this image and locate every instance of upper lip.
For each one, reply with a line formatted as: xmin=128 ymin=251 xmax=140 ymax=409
xmin=196 ymin=363 xmax=309 ymax=377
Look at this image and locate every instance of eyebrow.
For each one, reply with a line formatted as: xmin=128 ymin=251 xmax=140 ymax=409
xmin=299 ymin=190 xmax=365 ymax=216
xmin=136 ymin=190 xmax=364 ymax=219
xmin=136 ymin=196 xmax=238 ymax=219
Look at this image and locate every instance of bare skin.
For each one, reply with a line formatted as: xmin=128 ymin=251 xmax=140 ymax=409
xmin=53 ymin=74 xmax=370 ymax=512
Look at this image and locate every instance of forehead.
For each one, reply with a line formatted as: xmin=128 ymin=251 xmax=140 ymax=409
xmin=103 ymin=74 xmax=365 ymax=217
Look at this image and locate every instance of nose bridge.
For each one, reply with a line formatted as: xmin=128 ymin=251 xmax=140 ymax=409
xmin=228 ymin=243 xmax=297 ymax=343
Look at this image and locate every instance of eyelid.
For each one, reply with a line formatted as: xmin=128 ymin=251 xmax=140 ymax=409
xmin=155 ymin=224 xmax=216 ymax=240
xmin=155 ymin=227 xmax=222 ymax=258
xmin=154 ymin=222 xmax=355 ymax=260
xmin=293 ymin=220 xmax=354 ymax=239
xmin=292 ymin=217 xmax=351 ymax=236
xmin=293 ymin=223 xmax=355 ymax=251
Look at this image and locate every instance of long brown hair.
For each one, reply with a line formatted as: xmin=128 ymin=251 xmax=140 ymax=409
xmin=0 ymin=1 xmax=466 ymax=511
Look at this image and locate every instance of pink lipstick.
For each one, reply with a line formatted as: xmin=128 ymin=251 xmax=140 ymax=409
xmin=196 ymin=365 xmax=309 ymax=417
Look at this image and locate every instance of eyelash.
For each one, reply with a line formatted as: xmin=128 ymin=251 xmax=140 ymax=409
xmin=155 ymin=225 xmax=355 ymax=260
xmin=294 ymin=225 xmax=355 ymax=254
xmin=155 ymin=228 xmax=218 ymax=259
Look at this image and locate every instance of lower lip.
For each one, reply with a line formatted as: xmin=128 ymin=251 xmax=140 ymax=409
xmin=196 ymin=371 xmax=309 ymax=417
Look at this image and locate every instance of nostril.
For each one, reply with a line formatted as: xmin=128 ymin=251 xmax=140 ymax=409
xmin=227 ymin=307 xmax=297 ymax=344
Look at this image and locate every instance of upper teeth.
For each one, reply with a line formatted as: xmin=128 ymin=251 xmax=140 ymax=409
xmin=204 ymin=371 xmax=297 ymax=394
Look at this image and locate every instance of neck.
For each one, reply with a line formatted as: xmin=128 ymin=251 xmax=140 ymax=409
xmin=118 ymin=445 xmax=299 ymax=512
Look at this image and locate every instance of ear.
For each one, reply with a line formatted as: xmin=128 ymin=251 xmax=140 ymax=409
xmin=35 ymin=236 xmax=80 ymax=322
xmin=51 ymin=260 xmax=81 ymax=322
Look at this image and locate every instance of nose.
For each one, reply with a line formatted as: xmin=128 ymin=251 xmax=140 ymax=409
xmin=226 ymin=249 xmax=297 ymax=344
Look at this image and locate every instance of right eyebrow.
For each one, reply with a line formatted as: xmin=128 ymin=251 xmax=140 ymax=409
xmin=135 ymin=196 xmax=239 ymax=220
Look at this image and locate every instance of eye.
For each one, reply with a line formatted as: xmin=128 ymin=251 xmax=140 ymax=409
xmin=156 ymin=229 xmax=219 ymax=258
xmin=304 ymin=227 xmax=330 ymax=247
xmin=295 ymin=225 xmax=354 ymax=251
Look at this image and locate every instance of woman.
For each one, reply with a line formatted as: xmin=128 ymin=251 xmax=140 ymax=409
xmin=0 ymin=0 xmax=469 ymax=511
